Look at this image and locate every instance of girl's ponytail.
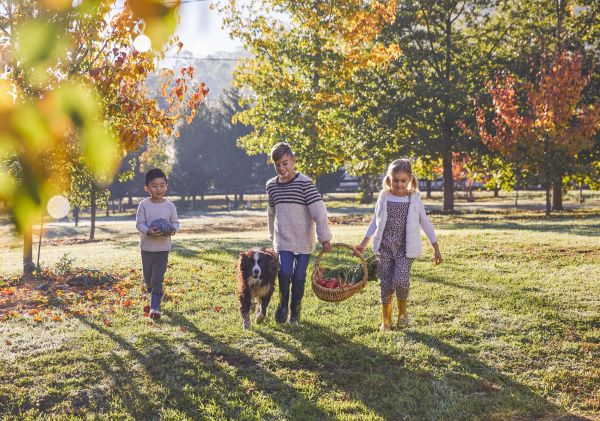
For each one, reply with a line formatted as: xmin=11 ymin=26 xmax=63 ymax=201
xmin=410 ymin=174 xmax=420 ymax=193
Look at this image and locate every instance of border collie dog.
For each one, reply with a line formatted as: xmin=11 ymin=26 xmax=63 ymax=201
xmin=236 ymin=248 xmax=279 ymax=329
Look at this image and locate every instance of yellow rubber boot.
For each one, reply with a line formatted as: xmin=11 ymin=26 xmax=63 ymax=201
xmin=380 ymin=303 xmax=393 ymax=331
xmin=397 ymin=298 xmax=409 ymax=328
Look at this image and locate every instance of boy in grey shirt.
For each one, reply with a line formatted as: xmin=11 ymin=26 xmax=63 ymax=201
xmin=136 ymin=168 xmax=179 ymax=320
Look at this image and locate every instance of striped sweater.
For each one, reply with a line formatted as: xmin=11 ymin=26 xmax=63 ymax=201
xmin=266 ymin=172 xmax=332 ymax=254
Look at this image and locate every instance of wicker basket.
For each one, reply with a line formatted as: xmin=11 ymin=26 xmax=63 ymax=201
xmin=311 ymin=243 xmax=368 ymax=302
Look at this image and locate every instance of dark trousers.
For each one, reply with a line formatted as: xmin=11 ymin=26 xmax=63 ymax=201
xmin=141 ymin=250 xmax=169 ymax=310
xmin=278 ymin=251 xmax=311 ymax=309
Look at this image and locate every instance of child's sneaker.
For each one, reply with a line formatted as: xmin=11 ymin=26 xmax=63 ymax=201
xmin=149 ymin=309 xmax=161 ymax=320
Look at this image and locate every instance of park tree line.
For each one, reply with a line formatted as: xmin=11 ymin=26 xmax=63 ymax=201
xmin=220 ymin=0 xmax=600 ymax=214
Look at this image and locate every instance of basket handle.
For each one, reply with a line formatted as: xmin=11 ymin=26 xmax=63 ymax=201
xmin=314 ymin=242 xmax=368 ymax=280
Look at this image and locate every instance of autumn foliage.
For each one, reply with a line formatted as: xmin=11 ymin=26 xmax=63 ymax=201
xmin=474 ymin=50 xmax=600 ymax=212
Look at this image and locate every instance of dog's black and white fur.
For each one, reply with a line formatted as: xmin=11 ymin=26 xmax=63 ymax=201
xmin=236 ymin=248 xmax=279 ymax=329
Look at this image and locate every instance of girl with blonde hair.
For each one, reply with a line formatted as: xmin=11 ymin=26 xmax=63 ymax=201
xmin=355 ymin=159 xmax=442 ymax=331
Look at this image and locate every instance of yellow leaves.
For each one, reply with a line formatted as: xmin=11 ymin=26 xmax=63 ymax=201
xmin=127 ymin=0 xmax=179 ymax=49
xmin=41 ymin=0 xmax=72 ymax=11
xmin=0 ymin=81 xmax=15 ymax=113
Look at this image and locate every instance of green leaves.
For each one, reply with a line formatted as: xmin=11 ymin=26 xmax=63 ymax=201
xmin=14 ymin=20 xmax=68 ymax=88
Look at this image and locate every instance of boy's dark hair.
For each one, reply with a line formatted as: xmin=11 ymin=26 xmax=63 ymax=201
xmin=270 ymin=142 xmax=294 ymax=162
xmin=145 ymin=168 xmax=167 ymax=185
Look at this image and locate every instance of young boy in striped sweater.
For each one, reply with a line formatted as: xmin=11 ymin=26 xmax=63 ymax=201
xmin=267 ymin=143 xmax=333 ymax=323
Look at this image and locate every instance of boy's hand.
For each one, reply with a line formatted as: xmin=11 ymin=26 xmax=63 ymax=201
xmin=147 ymin=228 xmax=161 ymax=236
xmin=321 ymin=241 xmax=332 ymax=252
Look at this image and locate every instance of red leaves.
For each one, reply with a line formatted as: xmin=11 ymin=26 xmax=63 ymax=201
xmin=213 ymin=306 xmax=222 ymax=313
xmin=103 ymin=319 xmax=111 ymax=326
xmin=474 ymin=50 xmax=600 ymax=165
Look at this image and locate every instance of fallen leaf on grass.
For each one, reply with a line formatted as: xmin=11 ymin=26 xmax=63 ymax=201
xmin=5 ymin=340 xmax=12 ymax=345
xmin=1 ymin=288 xmax=15 ymax=296
xmin=180 ymin=326 xmax=188 ymax=333
xmin=122 ymin=299 xmax=133 ymax=307
xmin=52 ymin=316 xmax=61 ymax=322
xmin=33 ymin=316 xmax=43 ymax=323
xmin=213 ymin=306 xmax=222 ymax=313
xmin=103 ymin=319 xmax=111 ymax=326
xmin=28 ymin=309 xmax=40 ymax=316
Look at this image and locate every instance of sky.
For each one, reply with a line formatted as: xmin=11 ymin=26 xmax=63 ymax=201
xmin=173 ymin=0 xmax=244 ymax=58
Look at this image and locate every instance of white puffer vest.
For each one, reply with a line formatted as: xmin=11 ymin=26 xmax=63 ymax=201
xmin=372 ymin=190 xmax=423 ymax=258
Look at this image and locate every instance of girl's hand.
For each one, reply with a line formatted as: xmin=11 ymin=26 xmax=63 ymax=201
xmin=353 ymin=238 xmax=369 ymax=257
xmin=321 ymin=241 xmax=332 ymax=252
xmin=434 ymin=250 xmax=443 ymax=265
xmin=353 ymin=244 xmax=365 ymax=257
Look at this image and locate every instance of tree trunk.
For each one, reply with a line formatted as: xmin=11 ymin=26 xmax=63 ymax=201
xmin=545 ymin=183 xmax=551 ymax=216
xmin=127 ymin=192 xmax=133 ymax=207
xmin=359 ymin=174 xmax=376 ymax=204
xmin=579 ymin=183 xmax=584 ymax=203
xmin=90 ymin=183 xmax=96 ymax=242
xmin=441 ymin=15 xmax=455 ymax=212
xmin=493 ymin=186 xmax=499 ymax=197
xmin=73 ymin=206 xmax=80 ymax=227
xmin=105 ymin=203 xmax=109 ymax=217
xmin=23 ymin=225 xmax=34 ymax=281
xmin=442 ymin=150 xmax=454 ymax=211
xmin=118 ymin=198 xmax=123 ymax=213
xmin=515 ymin=187 xmax=519 ymax=208
xmin=426 ymin=180 xmax=432 ymax=199
xmin=552 ymin=179 xmax=563 ymax=211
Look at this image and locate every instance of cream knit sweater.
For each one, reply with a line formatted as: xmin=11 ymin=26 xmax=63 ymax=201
xmin=266 ymin=173 xmax=332 ymax=254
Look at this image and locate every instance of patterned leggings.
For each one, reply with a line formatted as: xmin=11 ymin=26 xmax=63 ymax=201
xmin=376 ymin=254 xmax=414 ymax=303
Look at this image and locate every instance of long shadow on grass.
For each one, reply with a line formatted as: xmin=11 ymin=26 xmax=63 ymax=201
xmin=56 ymin=313 xmax=333 ymax=419
xmin=404 ymin=330 xmax=590 ymax=420
xmin=164 ymin=312 xmax=335 ymax=420
xmin=255 ymin=322 xmax=565 ymax=420
xmin=417 ymin=272 xmax=587 ymax=330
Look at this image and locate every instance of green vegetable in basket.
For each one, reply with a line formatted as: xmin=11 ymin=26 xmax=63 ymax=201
xmin=349 ymin=254 xmax=378 ymax=283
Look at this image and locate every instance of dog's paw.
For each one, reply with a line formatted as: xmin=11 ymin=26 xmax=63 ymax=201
xmin=256 ymin=313 xmax=266 ymax=324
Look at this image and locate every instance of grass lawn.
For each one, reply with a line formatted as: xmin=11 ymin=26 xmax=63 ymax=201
xmin=0 ymin=196 xmax=599 ymax=420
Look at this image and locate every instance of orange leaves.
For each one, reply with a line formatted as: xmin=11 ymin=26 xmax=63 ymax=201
xmin=1 ymin=288 xmax=15 ymax=296
xmin=476 ymin=50 xmax=599 ymax=161
xmin=122 ymin=299 xmax=133 ymax=307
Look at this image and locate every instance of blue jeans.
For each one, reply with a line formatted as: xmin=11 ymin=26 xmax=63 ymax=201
xmin=277 ymin=251 xmax=311 ymax=314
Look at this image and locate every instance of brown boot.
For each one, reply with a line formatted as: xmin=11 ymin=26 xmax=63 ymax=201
xmin=397 ymin=298 xmax=409 ymax=328
xmin=380 ymin=303 xmax=393 ymax=331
